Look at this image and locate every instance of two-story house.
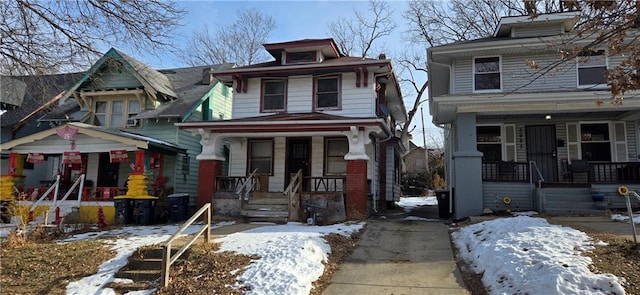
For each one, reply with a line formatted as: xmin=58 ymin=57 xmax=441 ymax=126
xmin=177 ymin=38 xmax=407 ymax=222
xmin=1 ymin=48 xmax=234 ymax=224
xmin=429 ymin=12 xmax=640 ymax=219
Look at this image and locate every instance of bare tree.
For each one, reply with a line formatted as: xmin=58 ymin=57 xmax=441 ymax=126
xmin=0 ymin=0 xmax=185 ymax=75
xmin=181 ymin=8 xmax=275 ymax=67
xmin=327 ymin=0 xmax=396 ymax=58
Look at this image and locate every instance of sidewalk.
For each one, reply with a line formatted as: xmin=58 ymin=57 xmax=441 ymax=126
xmin=323 ymin=207 xmax=469 ymax=295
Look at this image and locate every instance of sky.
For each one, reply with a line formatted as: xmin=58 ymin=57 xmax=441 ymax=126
xmin=109 ymin=0 xmax=439 ymax=148
xmin=1 ymin=196 xmax=634 ymax=294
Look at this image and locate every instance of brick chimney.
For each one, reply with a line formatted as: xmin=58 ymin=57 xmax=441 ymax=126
xmin=201 ymin=68 xmax=212 ymax=85
xmin=378 ymin=53 xmax=386 ymax=60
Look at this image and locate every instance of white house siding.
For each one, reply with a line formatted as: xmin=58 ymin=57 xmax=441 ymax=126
xmin=513 ymin=25 xmax=561 ymax=38
xmin=385 ymin=144 xmax=395 ymax=201
xmin=211 ymin=84 xmax=233 ymax=120
xmin=311 ymin=136 xmax=325 ymax=177
xmin=453 ymin=58 xmax=472 ymax=94
xmin=502 ymin=54 xmax=575 ymax=92
xmin=287 ymin=76 xmax=313 ymax=113
xmin=228 ymin=139 xmax=248 ymax=177
xmin=231 ymin=73 xmax=377 ymax=119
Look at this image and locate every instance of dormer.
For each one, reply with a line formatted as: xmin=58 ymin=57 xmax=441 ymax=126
xmin=264 ymin=39 xmax=342 ymax=65
xmin=493 ymin=11 xmax=580 ymax=38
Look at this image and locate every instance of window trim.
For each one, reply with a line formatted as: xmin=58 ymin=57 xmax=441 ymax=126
xmin=93 ymin=97 xmax=141 ymax=128
xmin=576 ymin=50 xmax=608 ymax=89
xmin=324 ymin=137 xmax=348 ymax=176
xmin=286 ymin=51 xmax=317 ymax=64
xmin=260 ymin=79 xmax=287 ymax=113
xmin=313 ymin=75 xmax=342 ymax=111
xmin=247 ymin=138 xmax=274 ymax=176
xmin=473 ymin=56 xmax=502 ymax=93
xmin=476 ymin=124 xmax=515 ymax=161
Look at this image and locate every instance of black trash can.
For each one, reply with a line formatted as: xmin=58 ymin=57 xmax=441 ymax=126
xmin=167 ymin=193 xmax=189 ymax=223
xmin=435 ymin=190 xmax=453 ymax=219
xmin=0 ymin=200 xmax=12 ymax=223
xmin=114 ymin=198 xmax=134 ymax=225
xmin=134 ymin=199 xmax=157 ymax=225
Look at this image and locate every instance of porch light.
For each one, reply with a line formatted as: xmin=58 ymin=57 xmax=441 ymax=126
xmin=545 ymin=114 xmax=551 ymax=120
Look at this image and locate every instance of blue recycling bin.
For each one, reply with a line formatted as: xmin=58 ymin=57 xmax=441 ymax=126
xmin=167 ymin=193 xmax=189 ymax=223
xmin=134 ymin=198 xmax=157 ymax=225
xmin=114 ymin=198 xmax=134 ymax=225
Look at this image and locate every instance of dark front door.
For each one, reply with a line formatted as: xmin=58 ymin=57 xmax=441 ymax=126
xmin=97 ymin=153 xmax=119 ymax=187
xmin=286 ymin=138 xmax=311 ymax=189
xmin=526 ymin=125 xmax=558 ymax=182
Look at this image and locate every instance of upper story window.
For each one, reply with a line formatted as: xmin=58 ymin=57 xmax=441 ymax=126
xmin=261 ymin=80 xmax=287 ymax=112
xmin=474 ymin=57 xmax=501 ymax=92
xmin=315 ymin=76 xmax=341 ymax=110
xmin=94 ymin=98 xmax=141 ymax=128
xmin=577 ymin=50 xmax=607 ymax=88
xmin=286 ymin=51 xmax=316 ymax=64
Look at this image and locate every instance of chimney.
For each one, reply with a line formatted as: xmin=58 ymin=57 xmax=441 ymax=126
xmin=378 ymin=53 xmax=386 ymax=60
xmin=201 ymin=68 xmax=212 ymax=85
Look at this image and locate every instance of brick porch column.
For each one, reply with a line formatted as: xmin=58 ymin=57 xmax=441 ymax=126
xmin=345 ymin=159 xmax=368 ymax=219
xmin=194 ymin=130 xmax=225 ymax=208
xmin=344 ymin=127 xmax=371 ymax=220
xmin=197 ymin=159 xmax=222 ymax=208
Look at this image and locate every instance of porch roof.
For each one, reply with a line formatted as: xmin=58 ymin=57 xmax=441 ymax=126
xmin=1 ymin=122 xmax=185 ymax=155
xmin=176 ymin=112 xmax=393 ymax=136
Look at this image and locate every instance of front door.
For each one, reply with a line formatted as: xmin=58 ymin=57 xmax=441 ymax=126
xmin=286 ymin=138 xmax=311 ymax=189
xmin=97 ymin=153 xmax=119 ymax=187
xmin=526 ymin=125 xmax=558 ymax=182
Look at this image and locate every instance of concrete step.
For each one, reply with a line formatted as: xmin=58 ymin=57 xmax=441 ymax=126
xmin=245 ymin=216 xmax=288 ymax=224
xmin=241 ymin=209 xmax=289 ymax=218
xmin=248 ymin=197 xmax=288 ymax=205
xmin=243 ymin=204 xmax=288 ymax=211
xmin=115 ymin=269 xmax=161 ymax=282
xmin=252 ymin=191 xmax=285 ymax=198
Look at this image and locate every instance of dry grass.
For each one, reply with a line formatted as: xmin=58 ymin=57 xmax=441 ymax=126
xmin=0 ymin=227 xmax=115 ymax=295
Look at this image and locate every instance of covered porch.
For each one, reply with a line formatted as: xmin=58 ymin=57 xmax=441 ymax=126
xmin=178 ymin=113 xmax=402 ymax=221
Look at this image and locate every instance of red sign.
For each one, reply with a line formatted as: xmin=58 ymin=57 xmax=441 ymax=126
xmin=26 ymin=153 xmax=45 ymax=164
xmin=63 ymin=151 xmax=81 ymax=164
xmin=109 ymin=150 xmax=129 ymax=163
xmin=56 ymin=126 xmax=78 ymax=140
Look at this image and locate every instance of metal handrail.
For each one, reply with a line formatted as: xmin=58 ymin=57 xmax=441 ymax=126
xmin=528 ymin=161 xmax=545 ymax=188
xmin=160 ymin=203 xmax=211 ymax=287
xmin=30 ymin=174 xmax=61 ymax=211
xmin=236 ymin=168 xmax=259 ymax=201
xmin=283 ymin=169 xmax=302 ymax=222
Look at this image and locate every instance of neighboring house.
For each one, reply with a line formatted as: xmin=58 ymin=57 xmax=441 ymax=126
xmin=177 ymin=38 xmax=407 ymax=221
xmin=1 ymin=48 xmax=234 ymax=222
xmin=404 ymin=142 xmax=428 ymax=174
xmin=429 ymin=11 xmax=640 ymax=219
xmin=1 ymin=73 xmax=83 ymax=142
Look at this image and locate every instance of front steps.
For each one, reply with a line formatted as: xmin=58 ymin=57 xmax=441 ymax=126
xmin=241 ymin=191 xmax=289 ymax=223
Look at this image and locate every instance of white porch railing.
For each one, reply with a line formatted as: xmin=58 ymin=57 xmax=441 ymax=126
xmin=235 ymin=168 xmax=259 ymax=201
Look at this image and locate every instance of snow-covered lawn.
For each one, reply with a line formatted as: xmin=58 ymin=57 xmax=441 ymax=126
xmin=452 ymin=216 xmax=625 ymax=295
xmin=395 ymin=195 xmax=437 ymax=212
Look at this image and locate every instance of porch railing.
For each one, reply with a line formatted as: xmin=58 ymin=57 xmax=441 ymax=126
xmin=235 ymin=169 xmax=260 ymax=201
xmin=482 ymin=161 xmax=530 ymax=182
xmin=284 ymin=169 xmax=302 ymax=222
xmin=304 ymin=176 xmax=346 ymax=192
xmin=590 ymin=162 xmax=640 ymax=184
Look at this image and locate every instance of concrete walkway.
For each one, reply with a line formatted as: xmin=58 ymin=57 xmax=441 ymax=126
xmin=323 ymin=207 xmax=469 ymax=295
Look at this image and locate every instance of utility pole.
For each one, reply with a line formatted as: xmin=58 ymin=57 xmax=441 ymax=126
xmin=420 ymin=106 xmax=429 ymax=175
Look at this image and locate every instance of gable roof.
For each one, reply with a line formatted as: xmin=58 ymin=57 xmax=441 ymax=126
xmin=64 ymin=48 xmax=177 ymax=102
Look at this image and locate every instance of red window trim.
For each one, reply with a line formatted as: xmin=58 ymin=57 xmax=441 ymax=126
xmin=260 ymin=79 xmax=288 ymax=113
xmin=247 ymin=138 xmax=275 ymax=176
xmin=313 ymin=75 xmax=342 ymax=112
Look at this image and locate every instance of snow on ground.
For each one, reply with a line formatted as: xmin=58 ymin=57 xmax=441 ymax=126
xmin=214 ymin=222 xmax=364 ymax=294
xmin=395 ymin=196 xmax=437 ymax=212
xmin=611 ymin=212 xmax=640 ymax=223
xmin=452 ymin=216 xmax=625 ymax=295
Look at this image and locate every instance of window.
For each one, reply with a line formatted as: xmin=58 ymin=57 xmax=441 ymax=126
xmin=261 ymin=80 xmax=286 ymax=112
xmin=474 ymin=57 xmax=501 ymax=91
xmin=580 ymin=123 xmax=611 ymax=161
xmin=315 ymin=76 xmax=340 ymax=110
xmin=577 ymin=50 xmax=607 ymax=87
xmin=249 ymin=139 xmax=273 ymax=174
xmin=477 ymin=126 xmax=502 ymax=161
xmin=286 ymin=51 xmax=316 ymax=63
xmin=325 ymin=138 xmax=348 ymax=175
xmin=94 ymin=98 xmax=142 ymax=128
